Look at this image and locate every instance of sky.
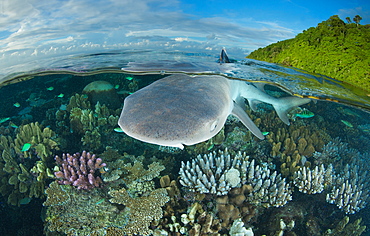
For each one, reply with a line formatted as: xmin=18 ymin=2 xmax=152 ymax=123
xmin=0 ymin=0 xmax=369 ymax=76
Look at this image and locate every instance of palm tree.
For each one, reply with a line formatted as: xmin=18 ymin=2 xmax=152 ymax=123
xmin=345 ymin=17 xmax=352 ymax=23
xmin=353 ymin=15 xmax=362 ymax=25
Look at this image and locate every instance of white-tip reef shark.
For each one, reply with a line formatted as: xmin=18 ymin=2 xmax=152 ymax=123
xmin=118 ymin=73 xmax=311 ymax=149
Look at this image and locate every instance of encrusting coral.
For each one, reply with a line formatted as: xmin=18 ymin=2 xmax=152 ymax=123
xmin=109 ymin=187 xmax=170 ymax=236
xmin=44 ymin=181 xmax=127 ymax=236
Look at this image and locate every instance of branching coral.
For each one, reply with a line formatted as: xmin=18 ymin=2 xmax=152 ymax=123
xmin=54 ymin=151 xmax=106 ymax=190
xmin=179 ymin=149 xmax=292 ymax=207
xmin=293 ymin=164 xmax=334 ymax=194
xmin=326 ymin=162 xmax=370 ymax=214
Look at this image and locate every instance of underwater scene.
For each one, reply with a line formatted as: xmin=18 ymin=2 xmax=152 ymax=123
xmin=0 ymin=58 xmax=369 ymax=236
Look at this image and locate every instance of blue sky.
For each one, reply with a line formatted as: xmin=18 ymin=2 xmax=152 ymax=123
xmin=0 ymin=0 xmax=369 ymax=76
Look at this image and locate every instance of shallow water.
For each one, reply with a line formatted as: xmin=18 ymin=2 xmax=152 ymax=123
xmin=0 ymin=55 xmax=369 ymax=235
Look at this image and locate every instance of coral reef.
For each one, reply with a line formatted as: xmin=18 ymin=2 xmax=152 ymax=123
xmin=44 ymin=181 xmax=127 ymax=235
xmin=293 ymin=164 xmax=334 ymax=194
xmin=179 ymin=149 xmax=245 ymax=195
xmin=0 ymin=123 xmax=57 ymax=206
xmin=54 ymin=151 xmax=106 ymax=190
xmin=109 ymin=187 xmax=170 ymax=236
xmin=326 ymin=162 xmax=370 ymax=214
xmin=82 ymin=80 xmax=121 ymax=109
xmin=179 ymin=149 xmax=292 ymax=207
xmin=229 ymin=218 xmax=254 ymax=236
xmin=266 ymin=125 xmax=331 ymax=178
xmin=56 ymin=93 xmax=119 ymax=152
xmin=323 ymin=216 xmax=366 ymax=236
xmin=100 ymin=148 xmax=166 ymax=196
xmin=13 ymin=122 xmax=59 ymax=162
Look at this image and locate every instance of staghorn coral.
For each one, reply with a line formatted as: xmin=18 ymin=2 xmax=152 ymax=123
xmin=54 ymin=151 xmax=106 ymax=190
xmin=312 ymin=138 xmax=358 ymax=167
xmin=293 ymin=164 xmax=334 ymax=194
xmin=109 ymin=187 xmax=170 ymax=236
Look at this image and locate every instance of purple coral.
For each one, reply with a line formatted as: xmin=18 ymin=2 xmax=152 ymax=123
xmin=54 ymin=151 xmax=106 ymax=190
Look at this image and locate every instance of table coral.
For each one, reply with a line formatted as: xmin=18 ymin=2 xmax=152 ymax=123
xmin=109 ymin=187 xmax=170 ymax=236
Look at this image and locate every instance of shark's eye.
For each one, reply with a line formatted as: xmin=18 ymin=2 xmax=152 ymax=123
xmin=210 ymin=119 xmax=218 ymax=132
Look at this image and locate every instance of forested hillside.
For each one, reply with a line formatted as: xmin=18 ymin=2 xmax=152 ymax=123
xmin=247 ymin=15 xmax=370 ymax=91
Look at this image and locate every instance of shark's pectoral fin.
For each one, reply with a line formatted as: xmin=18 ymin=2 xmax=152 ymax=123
xmin=231 ymin=102 xmax=264 ymax=140
xmin=273 ymin=97 xmax=311 ymax=125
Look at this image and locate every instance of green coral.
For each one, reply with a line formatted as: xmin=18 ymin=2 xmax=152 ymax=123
xmin=0 ymin=123 xmax=58 ymax=205
xmin=13 ymin=122 xmax=59 ymax=162
xmin=63 ymin=94 xmax=119 ymax=152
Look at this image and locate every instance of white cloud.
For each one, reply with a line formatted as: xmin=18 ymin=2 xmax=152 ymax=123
xmin=0 ymin=0 xmax=296 ymax=80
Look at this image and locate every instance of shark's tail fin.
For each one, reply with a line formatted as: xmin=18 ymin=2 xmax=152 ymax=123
xmin=272 ymin=97 xmax=311 ymax=125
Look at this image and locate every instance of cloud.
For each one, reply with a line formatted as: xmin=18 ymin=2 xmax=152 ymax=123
xmin=0 ymin=0 xmax=296 ymax=79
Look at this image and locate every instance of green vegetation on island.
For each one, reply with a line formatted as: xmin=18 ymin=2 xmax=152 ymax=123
xmin=247 ymin=15 xmax=370 ymax=91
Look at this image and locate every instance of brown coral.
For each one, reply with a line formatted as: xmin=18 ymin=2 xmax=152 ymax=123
xmin=109 ymin=187 xmax=170 ymax=236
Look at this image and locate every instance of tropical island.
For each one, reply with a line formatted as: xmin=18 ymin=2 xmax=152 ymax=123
xmin=247 ymin=15 xmax=370 ymax=91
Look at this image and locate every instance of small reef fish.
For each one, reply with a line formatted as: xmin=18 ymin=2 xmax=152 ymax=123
xmin=113 ymin=127 xmax=124 ymax=133
xmin=21 ymin=143 xmax=32 ymax=152
xmin=262 ymin=131 xmax=270 ymax=136
xmin=9 ymin=122 xmax=18 ymax=128
xmin=13 ymin=102 xmax=21 ymax=107
xmin=57 ymin=93 xmax=64 ymax=98
xmin=0 ymin=117 xmax=10 ymax=123
xmin=125 ymin=77 xmax=134 ymax=81
xmin=46 ymin=87 xmax=54 ymax=91
xmin=341 ymin=120 xmax=353 ymax=128
xmin=293 ymin=108 xmax=314 ymax=119
xmin=95 ymin=199 xmax=105 ymax=205
xmin=114 ymin=85 xmax=120 ymax=89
